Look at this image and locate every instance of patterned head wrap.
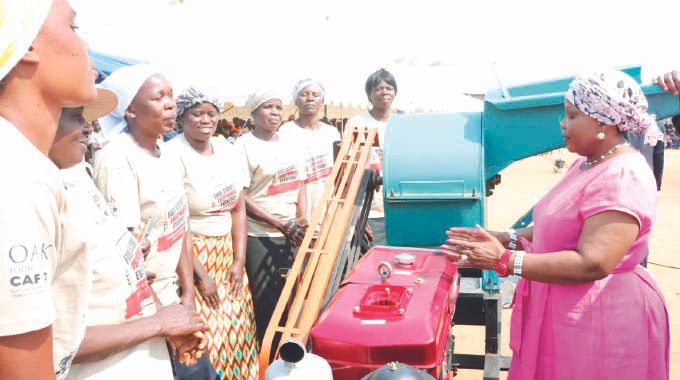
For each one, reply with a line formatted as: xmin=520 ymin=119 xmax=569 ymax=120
xmin=291 ymin=78 xmax=325 ymax=101
xmin=246 ymin=90 xmax=282 ymax=114
xmin=0 ymin=0 xmax=53 ymax=81
xmin=565 ymin=70 xmax=664 ymax=146
xmin=175 ymin=86 xmax=222 ymax=120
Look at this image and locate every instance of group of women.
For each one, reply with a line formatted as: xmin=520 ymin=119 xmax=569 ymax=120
xmin=0 ymin=2 xmax=331 ymax=379
xmin=74 ymin=66 xmax=326 ymax=378
xmin=0 ymin=1 xmax=675 ymax=380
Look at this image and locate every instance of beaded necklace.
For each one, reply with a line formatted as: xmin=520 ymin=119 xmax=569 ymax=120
xmin=580 ymin=141 xmax=629 ymax=170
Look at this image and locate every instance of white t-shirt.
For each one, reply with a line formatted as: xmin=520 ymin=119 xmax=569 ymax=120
xmin=345 ymin=111 xmax=387 ymax=218
xmin=94 ymin=133 xmax=189 ymax=305
xmin=166 ymin=134 xmax=247 ymax=237
xmin=61 ymin=164 xmax=171 ymax=380
xmin=0 ymin=117 xmax=90 ymax=379
xmin=88 ymin=131 xmax=106 ymax=146
xmin=234 ymin=133 xmax=307 ymax=237
xmin=279 ymin=121 xmax=340 ymax=222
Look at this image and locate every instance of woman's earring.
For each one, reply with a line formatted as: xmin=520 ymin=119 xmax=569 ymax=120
xmin=597 ymin=132 xmax=605 ymax=140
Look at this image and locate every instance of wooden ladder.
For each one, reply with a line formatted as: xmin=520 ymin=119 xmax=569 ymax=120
xmin=258 ymin=127 xmax=379 ymax=376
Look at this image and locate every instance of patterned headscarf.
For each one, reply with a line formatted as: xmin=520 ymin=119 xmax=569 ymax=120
xmin=566 ymin=70 xmax=664 ymax=146
xmin=175 ymin=86 xmax=222 ymax=120
xmin=291 ymin=78 xmax=325 ymax=101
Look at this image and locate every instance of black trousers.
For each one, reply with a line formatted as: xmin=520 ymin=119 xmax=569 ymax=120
xmin=652 ymin=140 xmax=664 ymax=191
xmin=245 ymin=236 xmax=296 ymax=343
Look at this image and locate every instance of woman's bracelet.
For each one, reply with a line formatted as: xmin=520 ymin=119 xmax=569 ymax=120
xmin=514 ymin=251 xmax=526 ymax=277
xmin=506 ymin=229 xmax=518 ymax=250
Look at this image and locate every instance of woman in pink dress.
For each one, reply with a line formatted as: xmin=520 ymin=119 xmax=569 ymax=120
xmin=442 ymin=70 xmax=669 ymax=380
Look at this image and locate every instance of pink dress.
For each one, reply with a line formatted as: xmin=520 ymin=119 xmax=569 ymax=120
xmin=508 ymin=152 xmax=670 ymax=380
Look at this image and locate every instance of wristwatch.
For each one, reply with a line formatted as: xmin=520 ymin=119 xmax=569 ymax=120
xmin=493 ymin=250 xmax=513 ymax=277
xmin=506 ymin=229 xmax=518 ymax=250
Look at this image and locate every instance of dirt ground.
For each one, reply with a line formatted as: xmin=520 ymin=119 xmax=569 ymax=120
xmin=453 ymin=148 xmax=680 ymax=380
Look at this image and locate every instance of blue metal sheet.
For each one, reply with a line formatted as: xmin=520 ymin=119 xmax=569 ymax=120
xmin=89 ymin=50 xmax=147 ymax=83
xmin=483 ymin=66 xmax=679 ymax=179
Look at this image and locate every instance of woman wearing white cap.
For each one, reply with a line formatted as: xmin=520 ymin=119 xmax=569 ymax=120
xmin=93 ymin=65 xmax=210 ymax=377
xmin=0 ymin=1 xmax=97 ymax=379
xmin=234 ymin=91 xmax=308 ymax=343
xmin=47 ymin=95 xmax=207 ymax=380
xmin=279 ymin=79 xmax=340 ymax=224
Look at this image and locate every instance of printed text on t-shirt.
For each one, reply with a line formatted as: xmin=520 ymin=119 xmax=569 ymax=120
xmin=157 ymin=196 xmax=188 ymax=252
xmin=6 ymin=243 xmax=52 ymax=297
xmin=267 ymin=164 xmax=300 ymax=196
xmin=210 ymin=184 xmax=238 ymax=215
xmin=306 ymin=153 xmax=333 ymax=183
xmin=116 ymin=232 xmax=154 ymax=318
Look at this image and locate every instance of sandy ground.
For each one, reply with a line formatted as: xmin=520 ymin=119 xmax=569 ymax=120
xmin=453 ymin=148 xmax=680 ymax=380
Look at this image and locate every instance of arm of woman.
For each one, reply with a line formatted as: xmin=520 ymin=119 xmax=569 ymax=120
xmin=243 ymin=193 xmax=303 ymax=246
xmin=226 ymin=192 xmax=248 ymax=296
xmin=442 ymin=211 xmax=638 ymax=285
xmin=73 ymin=303 xmax=206 ymax=364
xmin=192 ymin=253 xmax=219 ymax=310
xmin=512 ymin=211 xmax=638 ymax=284
xmin=0 ymin=328 xmax=55 ymax=380
xmin=177 ymin=229 xmax=196 ymax=306
xmin=654 ymin=70 xmax=680 ymax=95
xmin=296 ymin=181 xmax=307 ymax=223
xmin=494 ymin=226 xmax=534 ymax=249
xmin=243 ymin=193 xmax=295 ymax=236
xmin=243 ymin=193 xmax=285 ymax=230
xmin=292 ymin=181 xmax=309 ymax=245
xmin=517 ymin=226 xmax=534 ymax=242
xmin=448 ymin=226 xmax=534 ymax=249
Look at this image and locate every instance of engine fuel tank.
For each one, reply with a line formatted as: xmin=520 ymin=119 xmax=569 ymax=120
xmin=310 ymin=247 xmax=460 ymax=379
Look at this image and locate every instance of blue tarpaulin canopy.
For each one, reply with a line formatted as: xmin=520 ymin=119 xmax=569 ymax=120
xmin=88 ymin=50 xmax=146 ymax=82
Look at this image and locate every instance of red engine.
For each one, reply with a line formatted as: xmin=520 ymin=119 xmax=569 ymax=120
xmin=310 ymin=246 xmax=460 ymax=379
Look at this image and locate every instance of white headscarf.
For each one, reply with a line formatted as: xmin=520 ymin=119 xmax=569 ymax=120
xmin=0 ymin=0 xmax=53 ymax=80
xmin=291 ymin=78 xmax=325 ymax=101
xmin=98 ymin=64 xmax=159 ymax=138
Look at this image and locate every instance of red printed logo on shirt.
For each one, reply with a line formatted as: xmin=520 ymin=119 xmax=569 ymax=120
xmin=306 ymin=153 xmax=333 ymax=184
xmin=157 ymin=197 xmax=188 ymax=252
xmin=210 ymin=184 xmax=238 ymax=215
xmin=116 ymin=232 xmax=154 ymax=318
xmin=267 ymin=164 xmax=300 ymax=196
xmin=125 ymin=278 xmax=153 ymax=319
